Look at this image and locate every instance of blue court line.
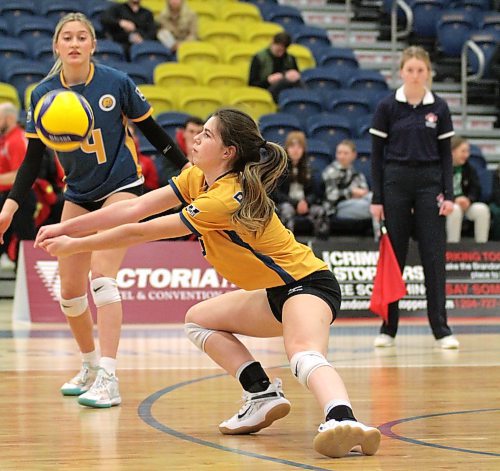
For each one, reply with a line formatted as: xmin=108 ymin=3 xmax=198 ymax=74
xmin=138 ymin=372 xmax=338 ymax=471
xmin=379 ymin=409 xmax=500 ymax=457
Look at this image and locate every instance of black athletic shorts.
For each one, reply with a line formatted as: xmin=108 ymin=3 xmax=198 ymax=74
xmin=68 ymin=185 xmax=144 ymax=212
xmin=266 ymin=270 xmax=341 ymax=323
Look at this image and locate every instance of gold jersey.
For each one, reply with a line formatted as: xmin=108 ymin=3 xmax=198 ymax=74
xmin=170 ymin=166 xmax=328 ymax=290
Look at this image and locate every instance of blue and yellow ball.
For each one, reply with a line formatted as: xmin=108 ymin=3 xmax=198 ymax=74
xmin=34 ymin=89 xmax=94 ymax=152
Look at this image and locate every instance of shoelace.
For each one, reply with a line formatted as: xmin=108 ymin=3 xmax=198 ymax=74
xmin=89 ymin=371 xmax=109 ymax=393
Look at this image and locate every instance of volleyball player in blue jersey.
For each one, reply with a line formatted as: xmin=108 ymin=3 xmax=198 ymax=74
xmin=35 ymin=108 xmax=381 ymax=458
xmin=0 ymin=13 xmax=188 ymax=408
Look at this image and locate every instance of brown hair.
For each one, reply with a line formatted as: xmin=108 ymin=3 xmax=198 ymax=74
xmin=337 ymin=139 xmax=356 ymax=153
xmin=400 ymin=46 xmax=433 ymax=87
xmin=212 ymin=108 xmax=288 ymax=234
xmin=451 ymin=135 xmax=468 ymax=151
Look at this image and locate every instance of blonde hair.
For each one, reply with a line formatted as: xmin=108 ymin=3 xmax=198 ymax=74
xmin=46 ymin=12 xmax=96 ymax=79
xmin=337 ymin=139 xmax=356 ymax=153
xmin=451 ymin=135 xmax=468 ymax=151
xmin=400 ymin=45 xmax=433 ymax=88
xmin=212 ymin=108 xmax=288 ymax=235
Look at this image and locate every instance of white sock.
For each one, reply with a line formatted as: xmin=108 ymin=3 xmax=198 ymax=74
xmin=99 ymin=357 xmax=117 ymax=375
xmin=82 ymin=350 xmax=99 ymax=367
xmin=323 ymin=399 xmax=353 ymax=418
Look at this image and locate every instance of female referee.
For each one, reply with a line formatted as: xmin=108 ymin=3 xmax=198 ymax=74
xmin=369 ymin=46 xmax=459 ymax=350
xmin=0 ymin=13 xmax=188 ymax=408
xmin=35 ymin=108 xmax=381 ymax=459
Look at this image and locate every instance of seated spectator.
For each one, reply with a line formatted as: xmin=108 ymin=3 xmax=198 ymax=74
xmin=157 ymin=0 xmax=198 ymax=53
xmin=322 ymin=140 xmax=372 ymax=222
xmin=271 ymin=131 xmax=329 ymax=238
xmin=0 ymin=102 xmax=36 ymax=268
xmin=249 ymin=32 xmax=303 ymax=103
xmin=100 ymin=0 xmax=157 ymax=59
xmin=175 ymin=116 xmax=204 ymax=163
xmin=446 ymin=136 xmax=491 ymax=243
xmin=490 ymin=165 xmax=500 ymax=241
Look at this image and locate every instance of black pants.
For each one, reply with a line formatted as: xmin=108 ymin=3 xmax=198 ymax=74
xmin=380 ymin=162 xmax=452 ymax=340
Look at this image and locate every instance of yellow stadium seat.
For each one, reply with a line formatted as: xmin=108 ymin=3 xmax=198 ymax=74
xmin=178 ymin=86 xmax=225 ymax=119
xmin=243 ymin=22 xmax=283 ymax=46
xmin=154 ymin=63 xmax=199 ymax=87
xmin=219 ymin=3 xmax=261 ymax=24
xmin=142 ymin=0 xmax=164 ymax=16
xmin=138 ymin=85 xmax=177 ymax=115
xmin=288 ymin=44 xmax=316 ymax=70
xmin=201 ymin=64 xmax=247 ymax=88
xmin=222 ymin=42 xmax=261 ymax=67
xmin=186 ymin=1 xmax=218 ymax=22
xmin=177 ymin=41 xmax=221 ymax=65
xmin=198 ymin=20 xmax=242 ymax=48
xmin=0 ymin=82 xmax=21 ymax=109
xmin=226 ymin=86 xmax=276 ymax=121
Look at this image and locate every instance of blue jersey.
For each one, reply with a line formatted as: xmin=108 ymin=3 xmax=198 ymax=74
xmin=26 ymin=63 xmax=153 ymax=203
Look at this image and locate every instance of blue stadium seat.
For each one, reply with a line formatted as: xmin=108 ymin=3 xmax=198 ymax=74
xmin=11 ymin=16 xmax=55 ymax=40
xmin=347 ymin=70 xmax=388 ymax=92
xmin=109 ymin=61 xmax=152 ymax=85
xmin=412 ymin=0 xmax=445 ymax=38
xmin=325 ymin=93 xmax=372 ymax=126
xmin=2 ymin=60 xmax=48 ymax=104
xmin=260 ymin=5 xmax=305 ymax=29
xmin=476 ymin=167 xmax=493 ymax=202
xmin=480 ymin=11 xmax=500 ymax=34
xmin=129 ymin=41 xmax=174 ymax=67
xmin=156 ymin=112 xmax=192 ymax=140
xmin=0 ymin=36 xmax=29 ymax=61
xmin=291 ymin=25 xmax=331 ymax=49
xmin=468 ymin=144 xmax=487 ymax=170
xmin=86 ymin=0 xmax=113 ymax=21
xmin=258 ymin=112 xmax=303 ymax=145
xmin=27 ymin=37 xmax=54 ymax=62
xmin=353 ymin=154 xmax=372 ymax=188
xmin=353 ymin=138 xmax=372 ymax=159
xmin=317 ymin=47 xmax=359 ymax=69
xmin=307 ymin=137 xmax=333 ymax=179
xmin=306 ymin=113 xmax=352 ymax=151
xmin=94 ymin=39 xmax=126 ymax=62
xmin=278 ymin=89 xmax=323 ymax=126
xmin=355 ymin=114 xmax=374 ymax=139
xmin=437 ymin=10 xmax=476 ymax=57
xmin=38 ymin=0 xmax=84 ymax=20
xmin=301 ymin=67 xmax=343 ymax=91
xmin=0 ymin=1 xmax=36 ymax=21
xmin=467 ymin=30 xmax=500 ymax=76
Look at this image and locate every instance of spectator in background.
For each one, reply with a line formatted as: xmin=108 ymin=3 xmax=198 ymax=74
xmin=249 ymin=32 xmax=302 ymax=103
xmin=157 ymin=0 xmax=198 ymax=53
xmin=322 ymin=140 xmax=372 ymax=224
xmin=0 ymin=102 xmax=36 ymax=268
xmin=446 ymin=136 xmax=490 ymax=243
xmin=100 ymin=0 xmax=157 ymax=59
xmin=176 ymin=116 xmax=204 ymax=163
xmin=490 ymin=165 xmax=500 ymax=241
xmin=272 ymin=131 xmax=329 ymax=238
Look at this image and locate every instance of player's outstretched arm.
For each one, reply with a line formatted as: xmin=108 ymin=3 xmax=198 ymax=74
xmin=39 ymin=212 xmax=191 ymax=257
xmin=35 ymin=184 xmax=181 ymax=247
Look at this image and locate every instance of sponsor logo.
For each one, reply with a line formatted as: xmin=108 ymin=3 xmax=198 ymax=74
xmin=186 ymin=204 xmax=200 ymax=217
xmin=99 ymin=94 xmax=116 ymax=111
xmin=288 ymin=285 xmax=304 ymax=295
xmin=237 ymin=406 xmax=252 ymax=419
xmin=233 ymin=191 xmax=243 ymax=204
xmin=425 ymin=112 xmax=438 ymax=128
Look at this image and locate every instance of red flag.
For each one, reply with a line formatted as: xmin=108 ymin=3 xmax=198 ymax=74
xmin=370 ymin=227 xmax=406 ymax=321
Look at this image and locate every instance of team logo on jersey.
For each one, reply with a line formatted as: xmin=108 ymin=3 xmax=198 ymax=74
xmin=99 ymin=94 xmax=116 ymax=111
xmin=186 ymin=204 xmax=201 ymax=217
xmin=135 ymin=87 xmax=146 ymax=101
xmin=233 ymin=191 xmax=243 ymax=204
xmin=425 ymin=112 xmax=438 ymax=128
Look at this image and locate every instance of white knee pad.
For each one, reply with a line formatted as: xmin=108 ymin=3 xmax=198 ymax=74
xmin=184 ymin=322 xmax=215 ymax=352
xmin=60 ymin=294 xmax=89 ymax=317
xmin=290 ymin=350 xmax=332 ymax=388
xmin=90 ymin=277 xmax=121 ymax=308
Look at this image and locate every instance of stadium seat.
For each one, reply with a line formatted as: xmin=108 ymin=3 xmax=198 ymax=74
xmin=278 ymin=89 xmax=323 ymax=126
xmin=243 ymin=21 xmax=284 ymax=45
xmin=11 ymin=16 xmax=54 ymax=41
xmin=0 ymin=82 xmax=21 ymax=108
xmin=2 ymin=60 xmax=48 ymax=105
xmin=326 ymin=93 xmax=372 ymax=125
xmin=480 ymin=11 xmax=500 ymax=34
xmin=154 ymin=62 xmax=199 ymax=87
xmin=186 ymin=1 xmax=219 ymax=22
xmin=353 ymin=154 xmax=372 ymax=188
xmin=468 ymin=144 xmax=488 ymax=170
xmin=307 ymin=137 xmax=333 ymax=177
xmin=222 ymin=42 xmax=261 ymax=67
xmin=201 ymin=64 xmax=247 ymax=88
xmin=156 ymin=111 xmax=191 ymax=139
xmin=198 ymin=20 xmax=242 ymax=48
xmin=467 ymin=31 xmax=500 ymax=76
xmin=301 ymin=67 xmax=343 ymax=91
xmin=113 ymin=61 xmax=152 ymax=85
xmin=85 ymin=0 xmax=113 ymax=22
xmin=437 ymin=10 xmax=476 ymax=57
xmin=94 ymin=39 xmax=126 ymax=62
xmin=353 ymin=138 xmax=372 ymax=159
xmin=355 ymin=114 xmax=374 ymax=138
xmin=260 ymin=5 xmax=304 ymax=29
xmin=258 ymin=112 xmax=303 ymax=145
xmin=177 ymin=41 xmax=221 ymax=65
xmin=38 ymin=0 xmax=84 ymax=21
xmin=412 ymin=0 xmax=445 ymax=38
xmin=178 ymin=86 xmax=225 ymax=119
xmin=227 ymin=86 xmax=276 ymax=121
xmin=140 ymin=0 xmax=164 ymax=16
xmin=138 ymin=84 xmax=177 ymax=115
xmin=318 ymin=47 xmax=360 ymax=69
xmin=305 ymin=113 xmax=352 ymax=151
xmin=291 ymin=25 xmax=331 ymax=49
xmin=476 ymin=167 xmax=493 ymax=202
xmin=287 ymin=44 xmax=316 ymax=70
xmin=347 ymin=69 xmax=388 ymax=91
xmin=0 ymin=37 xmax=29 ymax=61
xmin=0 ymin=1 xmax=36 ymax=20
xmin=129 ymin=41 xmax=173 ymax=66
xmin=0 ymin=19 xmax=8 ymax=37
xmin=219 ymin=3 xmax=262 ymax=24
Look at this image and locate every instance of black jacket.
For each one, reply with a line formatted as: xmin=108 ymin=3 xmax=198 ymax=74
xmin=456 ymin=161 xmax=481 ymax=203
